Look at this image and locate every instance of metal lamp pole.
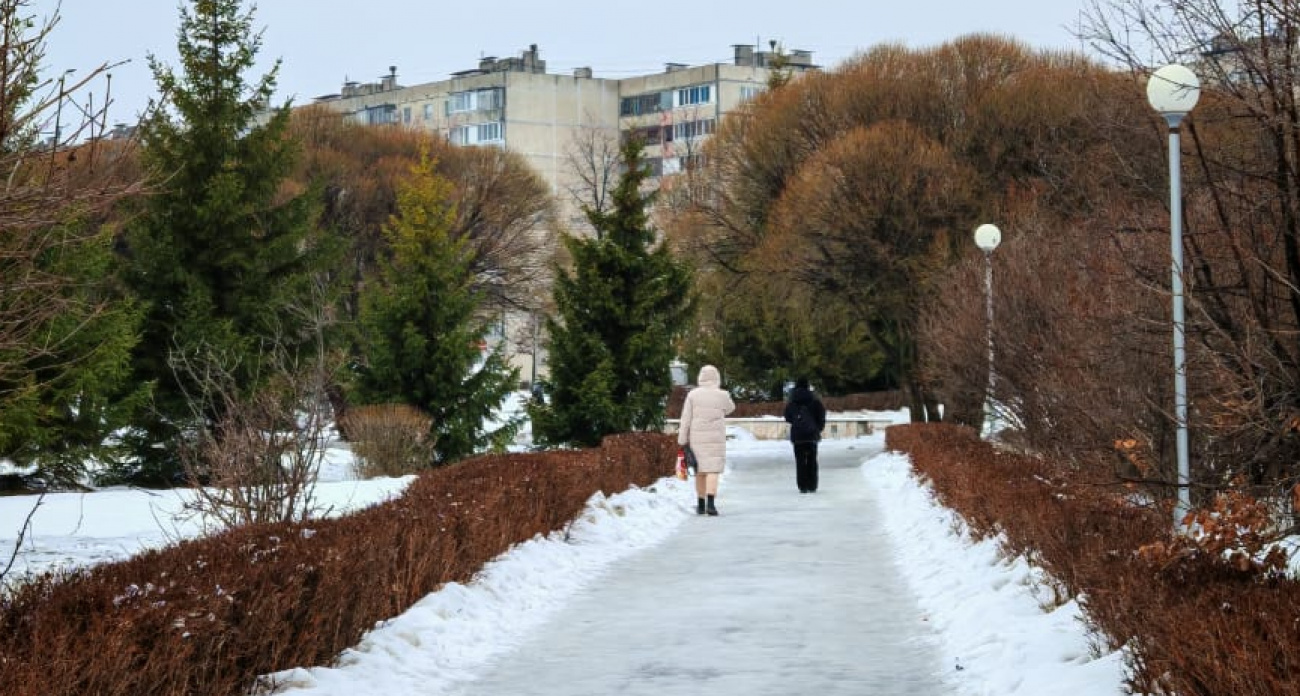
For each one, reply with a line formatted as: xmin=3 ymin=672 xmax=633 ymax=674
xmin=1146 ymin=64 xmax=1200 ymax=526
xmin=974 ymin=223 xmax=1001 ymax=439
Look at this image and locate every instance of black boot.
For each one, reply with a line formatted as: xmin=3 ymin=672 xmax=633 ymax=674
xmin=696 ymin=498 xmax=706 ymax=515
xmin=706 ymin=495 xmax=718 ymax=516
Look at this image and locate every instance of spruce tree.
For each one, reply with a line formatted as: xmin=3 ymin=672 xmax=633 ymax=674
xmin=118 ymin=0 xmax=326 ymax=484
xmin=0 ymin=217 xmax=147 ymax=488
xmin=531 ymin=139 xmax=693 ymax=447
xmin=353 ymin=153 xmax=521 ymax=465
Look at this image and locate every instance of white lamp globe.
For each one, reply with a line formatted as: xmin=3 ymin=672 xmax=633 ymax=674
xmin=1147 ymin=64 xmax=1201 ymax=116
xmin=974 ymin=223 xmax=1001 ymax=252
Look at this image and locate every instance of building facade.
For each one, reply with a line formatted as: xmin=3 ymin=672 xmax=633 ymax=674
xmin=311 ymin=43 xmax=814 ymax=202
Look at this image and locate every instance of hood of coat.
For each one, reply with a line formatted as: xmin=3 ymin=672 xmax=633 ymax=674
xmin=697 ymin=365 xmax=721 ymax=389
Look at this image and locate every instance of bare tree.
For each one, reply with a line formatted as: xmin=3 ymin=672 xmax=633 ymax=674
xmin=170 ymin=277 xmax=343 ymax=529
xmin=449 ymin=145 xmax=557 ymax=314
xmin=288 ymin=108 xmax=556 ymax=318
xmin=562 ymin=122 xmax=622 ymax=232
xmin=171 ymin=347 xmax=339 ymax=529
xmin=1 ymin=0 xmax=143 ymax=391
xmin=653 ymin=103 xmax=716 ymax=218
xmin=1082 ymin=0 xmax=1300 ymax=500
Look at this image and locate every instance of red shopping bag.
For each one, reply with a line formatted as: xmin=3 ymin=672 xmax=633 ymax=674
xmin=675 ymin=448 xmax=688 ymax=480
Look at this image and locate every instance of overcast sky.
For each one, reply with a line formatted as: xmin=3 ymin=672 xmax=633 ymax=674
xmin=33 ymin=0 xmax=1092 ymax=126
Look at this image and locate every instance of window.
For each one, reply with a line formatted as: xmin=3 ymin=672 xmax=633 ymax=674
xmin=672 ymin=118 xmax=716 ymax=141
xmin=448 ymin=88 xmax=504 ymax=114
xmin=623 ymin=125 xmax=663 ymax=145
xmin=476 ymin=88 xmax=502 ymax=111
xmin=359 ymin=104 xmax=397 ymax=125
xmin=740 ymin=85 xmax=763 ymax=102
xmin=620 ymin=92 xmax=666 ymax=117
xmin=403 ymin=107 xmax=411 ymax=124
xmin=423 ymin=103 xmax=434 ymax=120
xmin=450 ymin=121 xmax=504 ymax=146
xmin=448 ymin=92 xmax=473 ymax=113
xmin=477 ymin=121 xmax=503 ymax=142
xmin=676 ymin=84 xmax=712 ymax=107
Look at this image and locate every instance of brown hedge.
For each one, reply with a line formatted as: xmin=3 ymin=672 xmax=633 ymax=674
xmin=0 ymin=432 xmax=676 ymax=696
xmin=887 ymin=423 xmax=1300 ymax=696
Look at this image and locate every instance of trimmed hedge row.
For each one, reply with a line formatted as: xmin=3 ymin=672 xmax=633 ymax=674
xmin=887 ymin=423 xmax=1300 ymax=696
xmin=0 ymin=432 xmax=676 ymax=696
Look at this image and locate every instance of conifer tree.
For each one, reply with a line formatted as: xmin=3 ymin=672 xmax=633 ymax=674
xmin=118 ymin=0 xmax=327 ymax=484
xmin=0 ymin=218 xmax=148 ymax=487
xmin=353 ymin=153 xmax=521 ymax=465
xmin=531 ymin=139 xmax=693 ymax=447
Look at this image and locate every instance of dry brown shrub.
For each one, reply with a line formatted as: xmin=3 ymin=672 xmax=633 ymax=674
xmin=0 ymin=432 xmax=676 ymax=696
xmin=889 ymin=422 xmax=1300 ymax=696
xmin=1138 ymin=488 xmax=1290 ymax=577
xmin=341 ymin=404 xmax=436 ymax=478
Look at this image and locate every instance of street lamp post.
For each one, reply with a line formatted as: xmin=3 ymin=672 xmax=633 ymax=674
xmin=974 ymin=223 xmax=1001 ymax=439
xmin=1146 ymin=64 xmax=1200 ymax=526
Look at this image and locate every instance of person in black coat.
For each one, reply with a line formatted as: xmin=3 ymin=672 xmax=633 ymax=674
xmin=783 ymin=377 xmax=827 ymax=493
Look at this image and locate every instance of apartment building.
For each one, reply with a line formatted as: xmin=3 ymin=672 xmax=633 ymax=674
xmin=617 ymin=44 xmax=813 ymax=180
xmin=307 ymin=43 xmax=816 ymax=385
xmin=311 ymin=43 xmax=814 ymax=200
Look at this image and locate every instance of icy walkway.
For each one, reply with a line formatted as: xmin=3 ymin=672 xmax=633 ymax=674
xmin=446 ymin=440 xmax=955 ymax=696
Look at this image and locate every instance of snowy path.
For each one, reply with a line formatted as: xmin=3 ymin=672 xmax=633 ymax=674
xmin=445 ymin=442 xmax=955 ymax=696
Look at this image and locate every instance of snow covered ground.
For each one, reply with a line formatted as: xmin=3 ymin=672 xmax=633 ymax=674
xmin=257 ymin=426 xmax=1126 ymax=696
xmin=871 ymin=449 xmax=1128 ymax=695
xmin=2 ymin=412 xmax=1129 ymax=695
xmin=0 ymin=443 xmax=412 ymax=580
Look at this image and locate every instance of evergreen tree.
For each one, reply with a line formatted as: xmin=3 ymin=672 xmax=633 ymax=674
xmin=353 ymin=153 xmax=520 ymax=465
xmin=764 ymin=41 xmax=794 ymax=90
xmin=0 ymin=216 xmax=147 ymax=488
xmin=531 ymin=139 xmax=693 ymax=447
xmin=117 ymin=0 xmax=327 ymax=485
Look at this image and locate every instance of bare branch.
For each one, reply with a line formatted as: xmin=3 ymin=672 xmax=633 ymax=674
xmin=1 ymin=491 xmax=45 ymax=588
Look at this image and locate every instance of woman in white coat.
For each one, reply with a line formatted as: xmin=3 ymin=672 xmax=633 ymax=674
xmin=678 ymin=365 xmax=736 ymax=516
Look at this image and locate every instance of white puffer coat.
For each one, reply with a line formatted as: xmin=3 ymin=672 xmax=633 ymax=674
xmin=677 ymin=365 xmax=736 ymax=474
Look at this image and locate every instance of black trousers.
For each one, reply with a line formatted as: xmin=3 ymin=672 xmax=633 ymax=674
xmin=793 ymin=441 xmax=819 ymax=492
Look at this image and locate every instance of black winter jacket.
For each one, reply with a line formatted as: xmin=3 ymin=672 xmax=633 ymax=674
xmin=784 ymin=387 xmax=827 ymax=443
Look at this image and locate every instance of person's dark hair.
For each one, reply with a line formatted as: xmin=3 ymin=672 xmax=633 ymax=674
xmin=795 ymin=377 xmax=810 ymax=390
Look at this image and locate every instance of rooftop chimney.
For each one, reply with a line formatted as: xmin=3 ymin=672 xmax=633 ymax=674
xmin=380 ymin=66 xmax=399 ymax=91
